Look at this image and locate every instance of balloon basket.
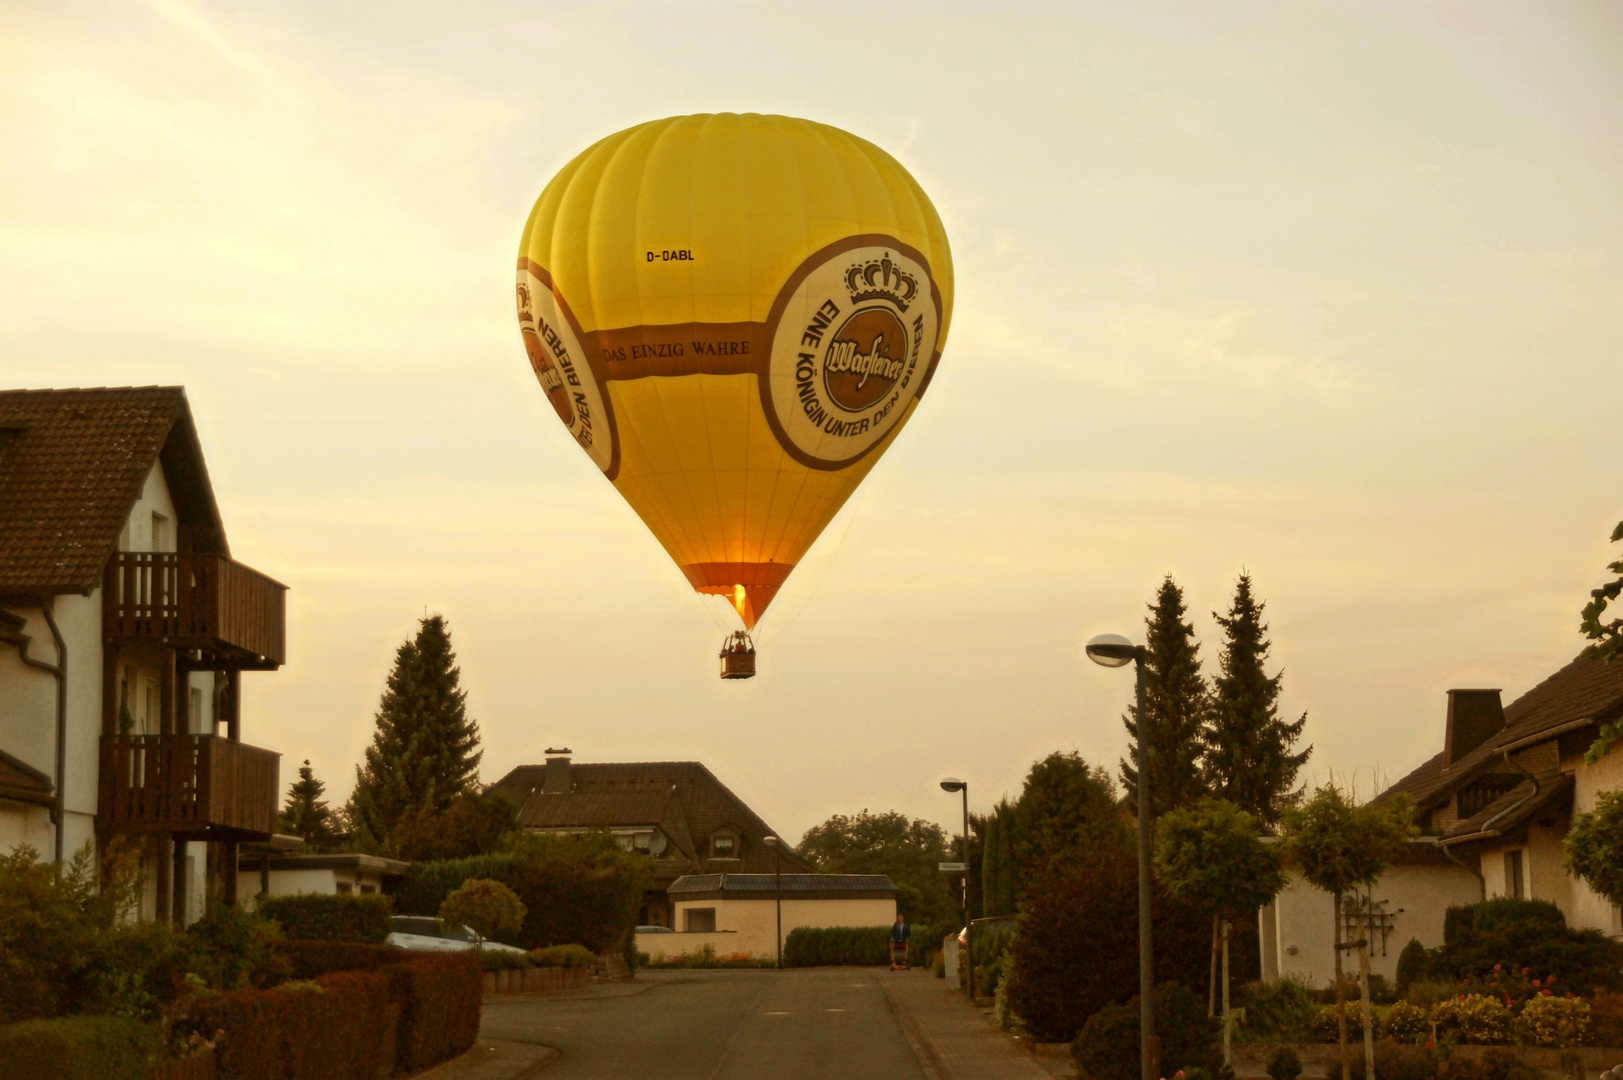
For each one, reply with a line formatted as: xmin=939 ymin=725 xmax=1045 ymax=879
xmin=719 ymin=631 xmax=756 ymax=680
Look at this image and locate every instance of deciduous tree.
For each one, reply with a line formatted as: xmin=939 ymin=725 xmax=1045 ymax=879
xmin=799 ymin=809 xmax=955 ymax=928
xmin=1564 ymin=789 xmax=1623 ymax=907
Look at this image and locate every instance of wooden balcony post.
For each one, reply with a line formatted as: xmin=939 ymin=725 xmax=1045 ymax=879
xmin=159 ymin=652 xmax=176 ymax=737
xmin=171 ymin=837 xmax=187 ymax=927
xmin=155 ymin=833 xmax=171 ymax=922
xmin=226 ymin=670 xmax=240 ymax=742
xmin=220 ymin=840 xmax=238 ymax=907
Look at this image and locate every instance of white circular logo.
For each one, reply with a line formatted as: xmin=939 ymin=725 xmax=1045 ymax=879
xmin=761 ymin=238 xmax=941 ymax=470
xmin=516 ymin=262 xmax=617 ymax=476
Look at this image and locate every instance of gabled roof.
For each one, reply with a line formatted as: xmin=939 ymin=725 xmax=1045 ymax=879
xmin=1380 ymin=652 xmax=1623 ymax=814
xmin=0 ymin=387 xmax=227 ymax=597
xmin=0 ymin=748 xmax=52 ymax=808
xmin=491 ymin=759 xmax=815 ymax=877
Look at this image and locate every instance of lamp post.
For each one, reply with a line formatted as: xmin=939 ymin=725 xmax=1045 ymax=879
xmin=940 ymin=777 xmax=972 ymax=1002
xmin=763 ymin=835 xmax=782 ymax=970
xmin=1085 ymin=632 xmax=1156 ymax=1080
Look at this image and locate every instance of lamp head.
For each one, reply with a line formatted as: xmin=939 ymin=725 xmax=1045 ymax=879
xmin=1085 ymin=633 xmax=1139 ymax=668
xmin=763 ymin=835 xmax=778 ymax=847
xmin=940 ymin=778 xmax=966 ymax=793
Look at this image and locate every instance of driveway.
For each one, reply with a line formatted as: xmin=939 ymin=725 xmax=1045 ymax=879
xmin=473 ymin=968 xmax=929 ymax=1080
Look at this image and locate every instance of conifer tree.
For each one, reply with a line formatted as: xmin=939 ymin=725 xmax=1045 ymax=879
xmin=979 ymin=799 xmax=1018 ymax=918
xmin=280 ymin=759 xmax=339 ymax=851
xmin=347 ymin=615 xmax=483 ymax=852
xmin=1202 ymin=574 xmax=1311 ymax=826
xmin=1120 ymin=575 xmax=1211 ymax=820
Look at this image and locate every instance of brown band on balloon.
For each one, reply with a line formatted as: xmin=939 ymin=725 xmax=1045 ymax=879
xmin=592 ymin=323 xmax=770 ymax=380
xmin=516 ymin=257 xmax=623 ymax=480
xmin=679 ymin=562 xmax=795 ymax=588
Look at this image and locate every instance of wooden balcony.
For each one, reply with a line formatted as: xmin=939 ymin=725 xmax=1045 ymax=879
xmin=99 ymin=734 xmax=280 ymax=839
xmin=104 ymin=552 xmax=287 ymax=669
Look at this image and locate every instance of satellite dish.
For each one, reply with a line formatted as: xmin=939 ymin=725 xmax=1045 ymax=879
xmin=647 ymin=833 xmax=667 ymax=855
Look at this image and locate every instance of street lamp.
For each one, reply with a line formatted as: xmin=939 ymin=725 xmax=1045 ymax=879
xmin=940 ymin=777 xmax=973 ymax=1002
xmin=1085 ymin=632 xmax=1157 ymax=1080
xmin=763 ymin=835 xmax=782 ymax=970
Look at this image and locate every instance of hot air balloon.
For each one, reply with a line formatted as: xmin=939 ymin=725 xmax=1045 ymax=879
xmin=515 ymin=113 xmax=953 ymax=677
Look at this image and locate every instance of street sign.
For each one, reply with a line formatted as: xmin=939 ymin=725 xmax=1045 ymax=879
xmin=938 ymin=862 xmax=968 ymax=873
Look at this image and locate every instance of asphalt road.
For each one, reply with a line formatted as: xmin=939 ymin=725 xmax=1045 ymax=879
xmin=477 ymin=969 xmax=929 ymax=1080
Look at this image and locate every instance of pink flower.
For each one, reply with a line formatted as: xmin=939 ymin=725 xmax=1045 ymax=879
xmin=1541 ymin=989 xmax=1553 ymax=997
xmin=1494 ymin=964 xmax=1502 ymax=972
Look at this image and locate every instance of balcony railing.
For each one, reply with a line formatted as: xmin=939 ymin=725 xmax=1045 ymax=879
xmin=104 ymin=552 xmax=287 ymax=668
xmin=99 ymin=734 xmax=280 ymax=838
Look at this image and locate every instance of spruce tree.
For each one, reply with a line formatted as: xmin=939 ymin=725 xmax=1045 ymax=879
xmin=346 ymin=615 xmax=483 ymax=851
xmin=1202 ymin=574 xmax=1310 ymax=826
xmin=1120 ymin=575 xmax=1211 ymax=820
xmin=980 ymin=798 xmax=1018 ymax=917
xmin=280 ymin=759 xmax=339 ymax=851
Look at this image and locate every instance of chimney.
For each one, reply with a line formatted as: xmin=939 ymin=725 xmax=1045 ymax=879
xmin=1443 ymin=690 xmax=1505 ymax=767
xmin=543 ymin=747 xmax=572 ymax=794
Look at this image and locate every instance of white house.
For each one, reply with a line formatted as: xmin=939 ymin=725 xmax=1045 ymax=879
xmin=0 ymin=387 xmax=289 ymax=925
xmin=1262 ymin=652 xmax=1623 ymax=985
xmin=637 ymin=873 xmax=897 ymax=962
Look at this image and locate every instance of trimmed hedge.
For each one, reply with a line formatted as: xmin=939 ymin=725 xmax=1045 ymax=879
xmin=185 ymin=945 xmax=480 ymax=1080
xmin=784 ymin=926 xmax=890 ymax=967
xmin=0 ymin=1015 xmax=159 ymax=1080
xmin=257 ymin=894 xmax=393 ymax=943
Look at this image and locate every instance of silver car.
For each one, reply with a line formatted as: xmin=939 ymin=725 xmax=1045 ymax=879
xmin=386 ymin=915 xmax=527 ymax=956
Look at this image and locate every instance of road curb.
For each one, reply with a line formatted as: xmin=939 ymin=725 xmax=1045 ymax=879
xmin=878 ymin=974 xmax=948 ymax=1080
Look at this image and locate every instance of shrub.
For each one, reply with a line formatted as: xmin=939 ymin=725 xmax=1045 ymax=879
xmin=439 ymin=879 xmax=526 ymax=944
xmin=1445 ymin=1047 xmax=1542 ymax=1080
xmin=1396 ymin=939 xmax=1432 ymax=993
xmin=389 ymin=790 xmax=519 ymax=863
xmin=1434 ymin=900 xmax=1622 ymax=994
xmin=274 ymin=940 xmax=398 ymax=979
xmin=1404 ymin=979 xmax=1461 ymax=1008
xmin=1072 ymin=982 xmax=1219 ymax=1080
xmin=183 ymin=903 xmax=291 ymax=991
xmin=1238 ymin=978 xmax=1320 ymax=1042
xmin=257 ymin=894 xmax=392 ymax=944
xmin=394 ymin=854 xmax=515 ymax=917
xmin=530 ymin=944 xmax=595 ymax=969
xmin=1588 ymin=990 xmax=1623 ymax=1046
xmin=1516 ymin=995 xmax=1592 ymax=1048
xmin=1431 ymin=994 xmax=1514 ymax=1044
xmin=1325 ymin=1040 xmax=1437 ymax=1080
xmin=1314 ymin=1000 xmax=1383 ymax=1043
xmin=784 ymin=926 xmax=889 ymax=967
xmin=1004 ymin=848 xmax=1213 ymax=1042
xmin=1385 ymin=1000 xmax=1431 ymax=1043
xmin=1267 ymin=1045 xmax=1303 ymax=1080
xmin=385 ymin=952 xmax=482 ymax=1071
xmin=0 ymin=1015 xmax=160 ymax=1080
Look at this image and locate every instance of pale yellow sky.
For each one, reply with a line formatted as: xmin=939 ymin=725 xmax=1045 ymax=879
xmin=2 ymin=1 xmax=1620 ymax=841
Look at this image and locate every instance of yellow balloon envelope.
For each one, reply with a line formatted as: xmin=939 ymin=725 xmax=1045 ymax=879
xmin=516 ymin=113 xmax=953 ymax=628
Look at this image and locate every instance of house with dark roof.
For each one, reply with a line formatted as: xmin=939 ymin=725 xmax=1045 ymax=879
xmin=488 ymin=751 xmax=816 ymax=927
xmin=639 ymin=873 xmax=898 ymax=962
xmin=0 ymin=387 xmax=288 ymax=926
xmin=1260 ymin=651 xmax=1623 ymax=986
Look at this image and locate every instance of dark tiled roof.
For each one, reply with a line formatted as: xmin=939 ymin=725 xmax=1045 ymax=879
xmin=0 ymin=749 xmax=52 ymax=807
xmin=491 ymin=760 xmax=815 ymax=878
xmin=1378 ymin=652 xmax=1623 ymax=813
xmin=669 ymin=872 xmax=895 ymax=900
xmin=0 ymin=387 xmax=227 ymax=595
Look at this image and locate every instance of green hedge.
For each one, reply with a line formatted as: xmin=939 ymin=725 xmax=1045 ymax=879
xmin=183 ymin=947 xmax=480 ymax=1080
xmin=394 ymin=855 xmax=514 ymax=920
xmin=784 ymin=926 xmax=890 ymax=967
xmin=257 ymin=894 xmax=393 ymax=943
xmin=0 ymin=1015 xmax=159 ymax=1080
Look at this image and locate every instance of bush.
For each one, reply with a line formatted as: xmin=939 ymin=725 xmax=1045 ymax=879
xmin=1314 ymin=1001 xmax=1383 ymax=1043
xmin=257 ymin=894 xmax=392 ymax=944
xmin=1238 ymin=978 xmax=1319 ymax=1042
xmin=389 ymin=790 xmax=519 ymax=863
xmin=784 ymin=926 xmax=889 ymax=967
xmin=394 ymin=854 xmax=515 ymax=917
xmin=182 ymin=903 xmax=290 ymax=991
xmin=1431 ymin=994 xmax=1514 ymax=1044
xmin=1444 ymin=900 xmax=1566 ymax=943
xmin=1266 ymin=1045 xmax=1303 ymax=1080
xmin=0 ymin=1015 xmax=160 ymax=1080
xmin=531 ymin=944 xmax=595 ymax=969
xmin=1445 ymin=1047 xmax=1542 ymax=1080
xmin=1404 ymin=980 xmax=1461 ymax=1009
xmin=1072 ymin=982 xmax=1219 ymax=1080
xmin=1516 ymin=995 xmax=1592 ymax=1047
xmin=1434 ymin=900 xmax=1622 ymax=994
xmin=1396 ymin=939 xmax=1431 ymax=993
xmin=274 ymin=940 xmax=398 ymax=979
xmin=1588 ymin=990 xmax=1623 ymax=1046
xmin=439 ymin=879 xmax=525 ymax=944
xmin=1004 ymin=847 xmax=1213 ymax=1042
xmin=1385 ymin=1000 xmax=1431 ymax=1043
xmin=1325 ymin=1039 xmax=1437 ymax=1080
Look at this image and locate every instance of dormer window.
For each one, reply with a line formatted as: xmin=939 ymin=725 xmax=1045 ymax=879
xmin=711 ymin=832 xmax=737 ymax=858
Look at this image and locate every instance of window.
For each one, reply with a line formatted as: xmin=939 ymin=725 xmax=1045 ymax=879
xmin=151 ymin=512 xmax=169 ymax=552
xmin=190 ymin=688 xmax=204 ymax=733
xmin=1504 ymin=849 xmax=1525 ymax=900
xmin=711 ymin=833 xmax=736 ymax=857
xmin=685 ymin=908 xmax=716 ymax=933
xmin=360 ymin=883 xmax=376 ymax=895
xmin=337 ymin=881 xmax=354 ymax=895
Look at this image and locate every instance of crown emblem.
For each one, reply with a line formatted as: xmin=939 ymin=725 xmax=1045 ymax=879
xmin=515 ymin=282 xmax=534 ymax=319
xmin=844 ymin=253 xmax=918 ymax=312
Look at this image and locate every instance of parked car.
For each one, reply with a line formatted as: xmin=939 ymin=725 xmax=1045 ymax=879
xmin=387 ymin=915 xmax=526 ymax=955
xmin=635 ymin=925 xmax=674 ymax=934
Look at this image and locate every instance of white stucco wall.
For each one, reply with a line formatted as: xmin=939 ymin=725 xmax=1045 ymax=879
xmin=663 ymin=896 xmax=897 ymax=960
xmin=1262 ymin=860 xmax=1481 ymax=986
xmin=0 ymin=803 xmax=53 ymax=855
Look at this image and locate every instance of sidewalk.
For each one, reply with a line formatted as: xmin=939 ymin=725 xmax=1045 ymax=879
xmin=880 ymin=970 xmax=1061 ymax=1080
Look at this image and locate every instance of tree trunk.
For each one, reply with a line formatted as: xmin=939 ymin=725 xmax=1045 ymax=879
xmin=1334 ymin=890 xmax=1348 ymax=1080
xmin=1222 ymin=918 xmax=1232 ymax=1068
xmin=1359 ymin=925 xmax=1376 ymax=1080
xmin=1209 ymin=913 xmax=1220 ymax=1017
